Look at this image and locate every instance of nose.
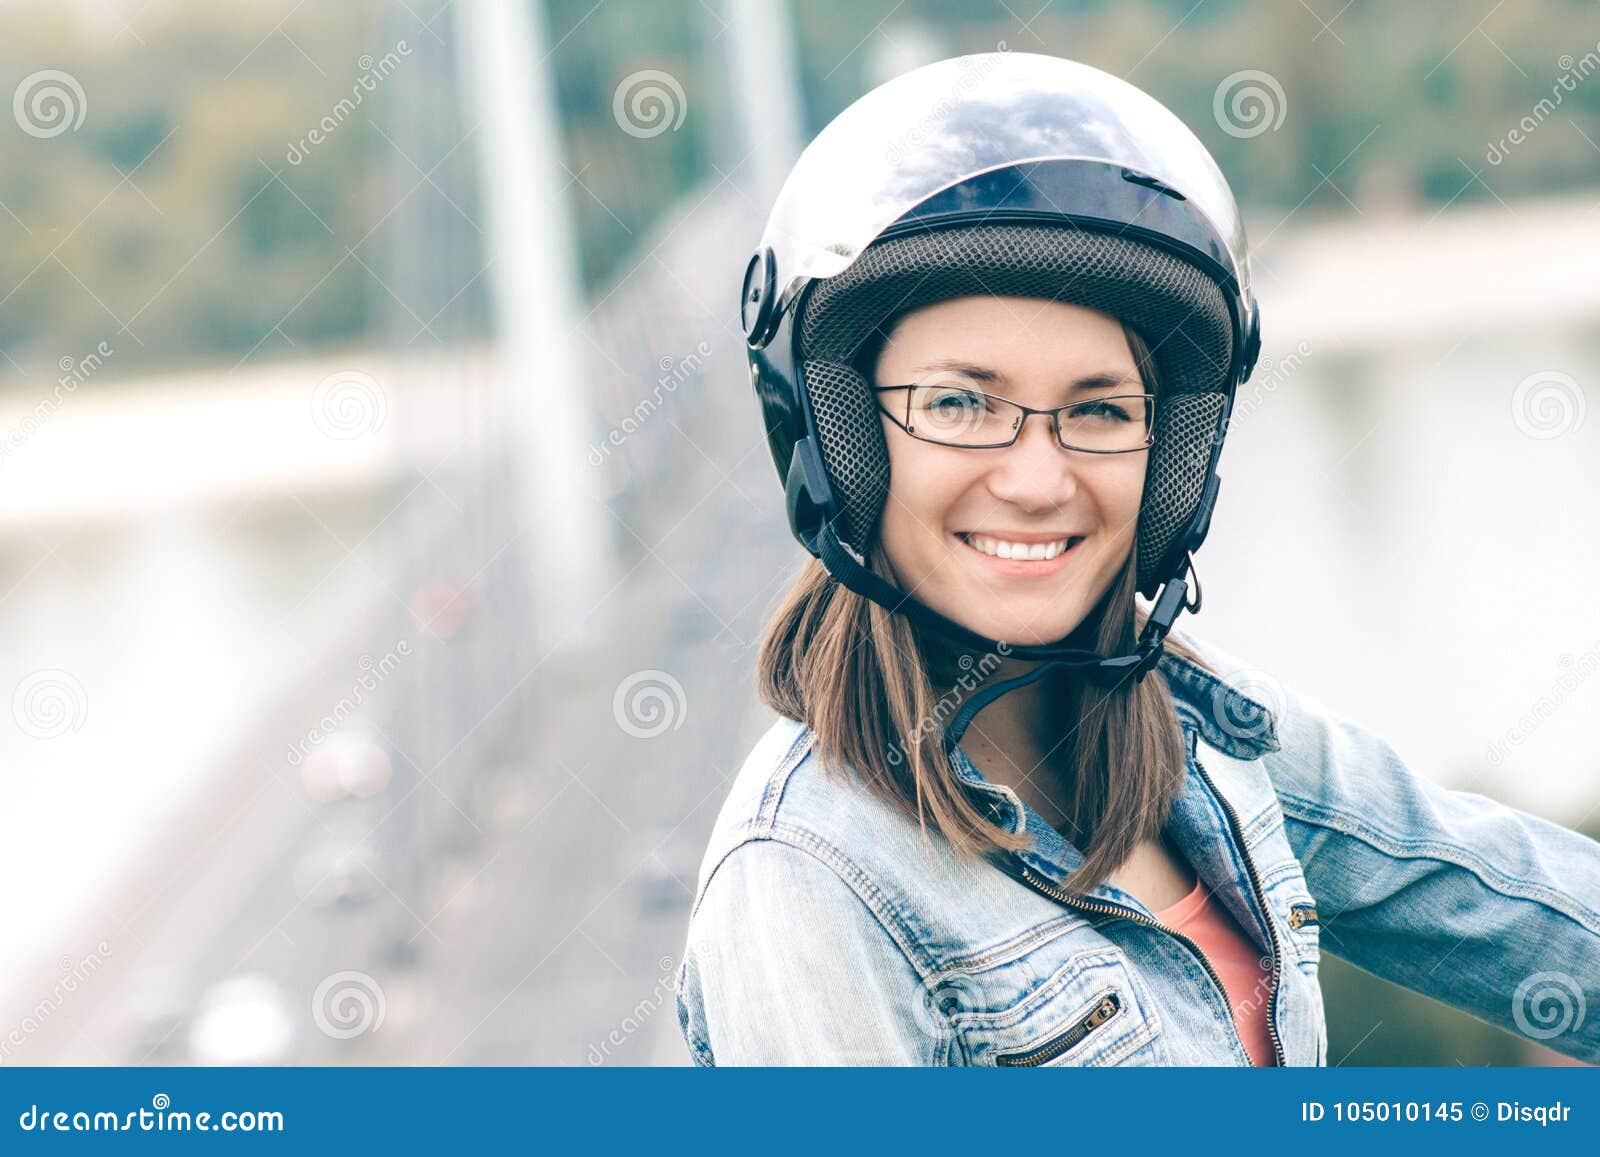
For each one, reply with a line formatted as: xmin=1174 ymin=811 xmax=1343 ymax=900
xmin=982 ymin=408 xmax=1080 ymax=512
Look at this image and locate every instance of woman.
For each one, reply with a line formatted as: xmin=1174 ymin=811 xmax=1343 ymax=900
xmin=674 ymin=52 xmax=1600 ymax=1066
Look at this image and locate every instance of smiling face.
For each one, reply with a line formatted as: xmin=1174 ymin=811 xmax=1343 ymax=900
xmin=869 ymin=295 xmax=1151 ymax=647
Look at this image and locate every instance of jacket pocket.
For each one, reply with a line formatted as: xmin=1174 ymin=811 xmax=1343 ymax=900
xmin=1288 ymin=902 xmax=1319 ymax=931
xmin=1259 ymin=859 xmax=1322 ymax=969
xmin=994 ymin=988 xmax=1124 ymax=1066
xmin=958 ymin=945 xmax=1165 ymax=1067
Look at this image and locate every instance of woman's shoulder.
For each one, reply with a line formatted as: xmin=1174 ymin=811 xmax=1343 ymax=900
xmin=683 ymin=713 xmax=1039 ymax=989
xmin=1160 ymin=625 xmax=1395 ymax=812
xmin=1157 ymin=624 xmax=1288 ymax=761
xmin=689 ymin=712 xmax=975 ymax=924
xmin=698 ymin=714 xmax=821 ymax=858
xmin=695 ymin=714 xmax=902 ymax=880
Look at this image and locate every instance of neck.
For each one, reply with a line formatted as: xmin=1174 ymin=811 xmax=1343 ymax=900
xmin=926 ymin=621 xmax=1095 ymax=732
xmin=918 ymin=600 xmax=1122 ymax=800
xmin=964 ymin=655 xmax=1075 ymax=754
xmin=937 ymin=653 xmax=1084 ymax=831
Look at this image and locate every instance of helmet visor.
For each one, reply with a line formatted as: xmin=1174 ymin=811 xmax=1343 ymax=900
xmin=762 ymin=52 xmax=1252 ymax=322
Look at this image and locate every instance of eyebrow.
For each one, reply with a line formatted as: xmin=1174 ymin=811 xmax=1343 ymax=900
xmin=909 ymin=358 xmax=1141 ymax=391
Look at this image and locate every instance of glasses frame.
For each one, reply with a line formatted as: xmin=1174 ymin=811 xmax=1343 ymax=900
xmin=871 ymin=383 xmax=1158 ymax=454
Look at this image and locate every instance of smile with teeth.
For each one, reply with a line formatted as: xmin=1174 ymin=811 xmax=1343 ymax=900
xmin=959 ymin=533 xmax=1082 ymax=561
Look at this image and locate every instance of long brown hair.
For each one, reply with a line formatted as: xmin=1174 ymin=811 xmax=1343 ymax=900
xmin=755 ymin=320 xmax=1211 ymax=895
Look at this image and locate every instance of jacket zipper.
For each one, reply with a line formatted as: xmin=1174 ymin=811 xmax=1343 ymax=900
xmin=1011 ymin=864 xmax=1273 ymax=1065
xmin=1288 ymin=902 xmax=1319 ymax=930
xmin=1190 ymin=754 xmax=1287 ymax=1067
xmin=1009 ymin=756 xmax=1288 ymax=1067
xmin=994 ymin=990 xmax=1122 ymax=1067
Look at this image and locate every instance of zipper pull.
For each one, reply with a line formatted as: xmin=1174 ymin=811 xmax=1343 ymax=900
xmin=1084 ymin=994 xmax=1119 ymax=1029
xmin=1287 ymin=902 xmax=1319 ymax=930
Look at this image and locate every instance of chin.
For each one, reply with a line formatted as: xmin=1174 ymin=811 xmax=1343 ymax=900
xmin=1009 ymin=626 xmax=1085 ymax=647
xmin=957 ymin=614 xmax=1087 ymax=648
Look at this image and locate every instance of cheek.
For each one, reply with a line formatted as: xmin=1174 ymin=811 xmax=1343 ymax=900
xmin=1104 ymin=459 xmax=1148 ymax=533
xmin=878 ymin=431 xmax=966 ymax=546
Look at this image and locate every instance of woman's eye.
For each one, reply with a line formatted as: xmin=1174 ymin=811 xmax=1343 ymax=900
xmin=1072 ymin=399 xmax=1135 ymax=422
xmin=918 ymin=388 xmax=986 ymax=413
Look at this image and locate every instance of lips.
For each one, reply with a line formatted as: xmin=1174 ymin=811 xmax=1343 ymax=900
xmin=954 ymin=531 xmax=1085 ymax=575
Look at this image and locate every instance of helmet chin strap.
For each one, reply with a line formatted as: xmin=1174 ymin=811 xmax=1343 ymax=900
xmin=812 ymin=518 xmax=1198 ymax=721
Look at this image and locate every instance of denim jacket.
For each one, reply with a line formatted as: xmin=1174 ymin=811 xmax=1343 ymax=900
xmin=675 ymin=628 xmax=1600 ymax=1066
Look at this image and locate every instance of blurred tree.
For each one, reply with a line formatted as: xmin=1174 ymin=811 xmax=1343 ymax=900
xmin=0 ymin=0 xmax=1595 ymax=383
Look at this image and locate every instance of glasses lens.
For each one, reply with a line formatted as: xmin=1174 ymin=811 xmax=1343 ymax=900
xmin=1056 ymin=394 xmax=1153 ymax=452
xmin=906 ymin=383 xmax=1020 ymax=446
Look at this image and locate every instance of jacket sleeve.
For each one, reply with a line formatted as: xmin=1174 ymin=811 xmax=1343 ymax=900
xmin=675 ymin=837 xmax=945 ymax=1065
xmin=1262 ymin=673 xmax=1600 ymax=1063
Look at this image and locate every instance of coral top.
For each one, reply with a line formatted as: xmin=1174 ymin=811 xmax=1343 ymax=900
xmin=1152 ymin=875 xmax=1278 ymax=1065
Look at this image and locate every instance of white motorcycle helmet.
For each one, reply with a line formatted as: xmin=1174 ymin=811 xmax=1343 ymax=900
xmin=741 ymin=51 xmax=1261 ymax=686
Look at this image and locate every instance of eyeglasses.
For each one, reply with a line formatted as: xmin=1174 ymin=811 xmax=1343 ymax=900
xmin=872 ymin=381 xmax=1156 ymax=453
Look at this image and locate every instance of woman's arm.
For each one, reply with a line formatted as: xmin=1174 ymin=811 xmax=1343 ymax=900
xmin=1264 ymin=675 xmax=1600 ymax=1064
xmin=675 ymin=837 xmax=944 ymax=1065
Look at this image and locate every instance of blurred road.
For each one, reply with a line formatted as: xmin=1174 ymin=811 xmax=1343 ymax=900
xmin=6 ymin=190 xmax=792 ymax=1067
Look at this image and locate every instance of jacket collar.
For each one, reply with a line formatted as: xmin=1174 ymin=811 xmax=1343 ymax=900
xmin=943 ymin=644 xmax=1281 ymax=808
xmin=1156 ymin=648 xmax=1282 ymax=761
xmin=942 ymin=647 xmax=1282 ymax=919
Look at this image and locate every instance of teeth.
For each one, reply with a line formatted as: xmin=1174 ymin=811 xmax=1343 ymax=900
xmin=965 ymin=534 xmax=1074 ymax=561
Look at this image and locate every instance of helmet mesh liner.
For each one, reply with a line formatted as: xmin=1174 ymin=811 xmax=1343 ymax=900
xmin=796 ymin=223 xmax=1233 ymax=594
xmin=804 ymin=358 xmax=889 ymax=551
xmin=1137 ymin=391 xmax=1224 ymax=584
